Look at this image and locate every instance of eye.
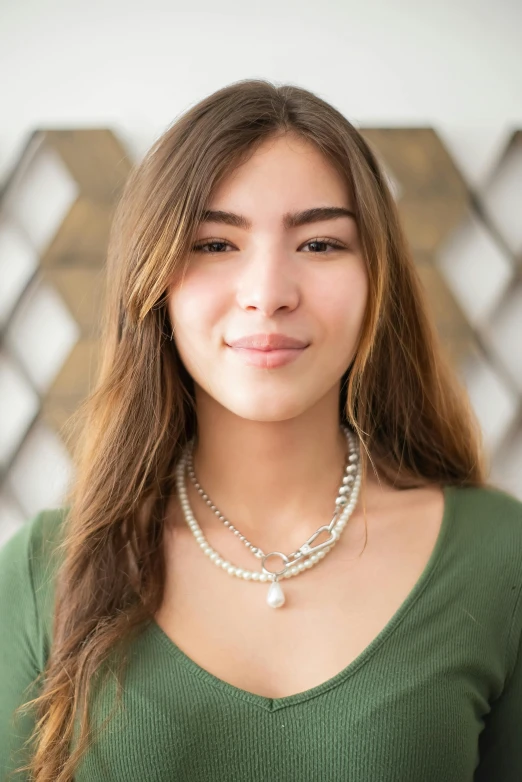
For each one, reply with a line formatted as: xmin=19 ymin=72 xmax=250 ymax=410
xmin=192 ymin=239 xmax=234 ymax=254
xmin=300 ymin=238 xmax=347 ymax=253
xmin=192 ymin=237 xmax=348 ymax=254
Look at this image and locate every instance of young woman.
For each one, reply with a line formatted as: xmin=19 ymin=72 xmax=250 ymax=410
xmin=1 ymin=79 xmax=521 ymax=782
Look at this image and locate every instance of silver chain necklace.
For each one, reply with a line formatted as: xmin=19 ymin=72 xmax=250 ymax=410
xmin=175 ymin=426 xmax=362 ymax=608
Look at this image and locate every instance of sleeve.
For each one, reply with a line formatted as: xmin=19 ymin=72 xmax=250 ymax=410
xmin=474 ymin=579 xmax=522 ymax=780
xmin=0 ymin=513 xmax=46 ymax=781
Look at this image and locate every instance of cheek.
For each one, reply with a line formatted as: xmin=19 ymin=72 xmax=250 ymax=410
xmin=312 ymin=262 xmax=368 ymax=343
xmin=168 ymin=274 xmax=226 ymax=340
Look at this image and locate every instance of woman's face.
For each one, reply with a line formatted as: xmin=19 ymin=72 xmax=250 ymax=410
xmin=167 ymin=133 xmax=368 ymax=422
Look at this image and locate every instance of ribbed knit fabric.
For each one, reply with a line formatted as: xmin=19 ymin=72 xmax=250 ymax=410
xmin=1 ymin=483 xmax=522 ymax=781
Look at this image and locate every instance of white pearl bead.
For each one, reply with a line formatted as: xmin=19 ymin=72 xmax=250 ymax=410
xmin=267 ymin=580 xmax=285 ymax=608
xmin=176 ymin=432 xmax=362 ymax=596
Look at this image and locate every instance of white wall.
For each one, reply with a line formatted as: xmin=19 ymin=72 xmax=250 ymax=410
xmin=1 ymin=0 xmax=522 ymax=188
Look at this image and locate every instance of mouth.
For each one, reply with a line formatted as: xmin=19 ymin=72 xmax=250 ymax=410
xmin=227 ymin=333 xmax=309 ymax=349
xmin=225 ymin=332 xmax=310 ymax=368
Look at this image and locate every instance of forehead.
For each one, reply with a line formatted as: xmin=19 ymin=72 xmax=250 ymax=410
xmin=204 ymin=135 xmax=354 ymax=222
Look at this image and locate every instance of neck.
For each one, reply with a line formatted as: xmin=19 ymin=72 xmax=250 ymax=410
xmin=178 ymin=388 xmax=365 ymax=554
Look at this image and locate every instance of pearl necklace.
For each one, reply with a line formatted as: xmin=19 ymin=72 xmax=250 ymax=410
xmin=174 ymin=427 xmax=362 ymax=608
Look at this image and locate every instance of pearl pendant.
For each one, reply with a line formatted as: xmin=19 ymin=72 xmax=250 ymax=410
xmin=267 ymin=580 xmax=285 ymax=608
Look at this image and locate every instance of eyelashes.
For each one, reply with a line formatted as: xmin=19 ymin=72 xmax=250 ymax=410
xmin=191 ymin=238 xmax=348 ymax=254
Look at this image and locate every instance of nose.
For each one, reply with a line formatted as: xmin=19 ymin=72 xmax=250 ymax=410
xmin=235 ymin=246 xmax=300 ymax=316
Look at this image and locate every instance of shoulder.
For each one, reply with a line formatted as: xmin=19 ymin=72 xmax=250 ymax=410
xmin=1 ymin=506 xmax=69 ymax=586
xmin=448 ymin=482 xmax=522 ymax=558
xmin=26 ymin=506 xmax=69 ymax=571
xmin=0 ymin=507 xmax=69 ymax=669
xmin=28 ymin=507 xmax=69 ymax=620
xmin=448 ymin=482 xmax=522 ymax=537
xmin=446 ymin=484 xmax=522 ymax=666
xmin=447 ymin=482 xmax=522 ymax=611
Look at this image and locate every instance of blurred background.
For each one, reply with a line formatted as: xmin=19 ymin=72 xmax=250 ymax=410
xmin=1 ymin=0 xmax=521 ymax=545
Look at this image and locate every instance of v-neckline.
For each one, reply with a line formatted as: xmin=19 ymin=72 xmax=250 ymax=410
xmin=147 ymin=484 xmax=456 ymax=712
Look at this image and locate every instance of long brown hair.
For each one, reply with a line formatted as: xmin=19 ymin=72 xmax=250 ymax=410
xmin=10 ymin=78 xmax=488 ymax=780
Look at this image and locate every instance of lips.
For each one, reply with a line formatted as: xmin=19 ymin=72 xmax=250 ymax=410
xmin=226 ymin=333 xmax=309 ymax=350
xmin=225 ymin=334 xmax=309 ymax=369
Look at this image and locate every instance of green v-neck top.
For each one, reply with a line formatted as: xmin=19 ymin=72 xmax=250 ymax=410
xmin=1 ymin=483 xmax=522 ymax=781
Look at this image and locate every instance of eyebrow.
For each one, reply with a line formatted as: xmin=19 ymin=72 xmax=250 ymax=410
xmin=199 ymin=206 xmax=357 ymax=230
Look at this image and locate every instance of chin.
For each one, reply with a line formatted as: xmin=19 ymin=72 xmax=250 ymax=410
xmin=224 ymin=392 xmax=315 ymax=423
